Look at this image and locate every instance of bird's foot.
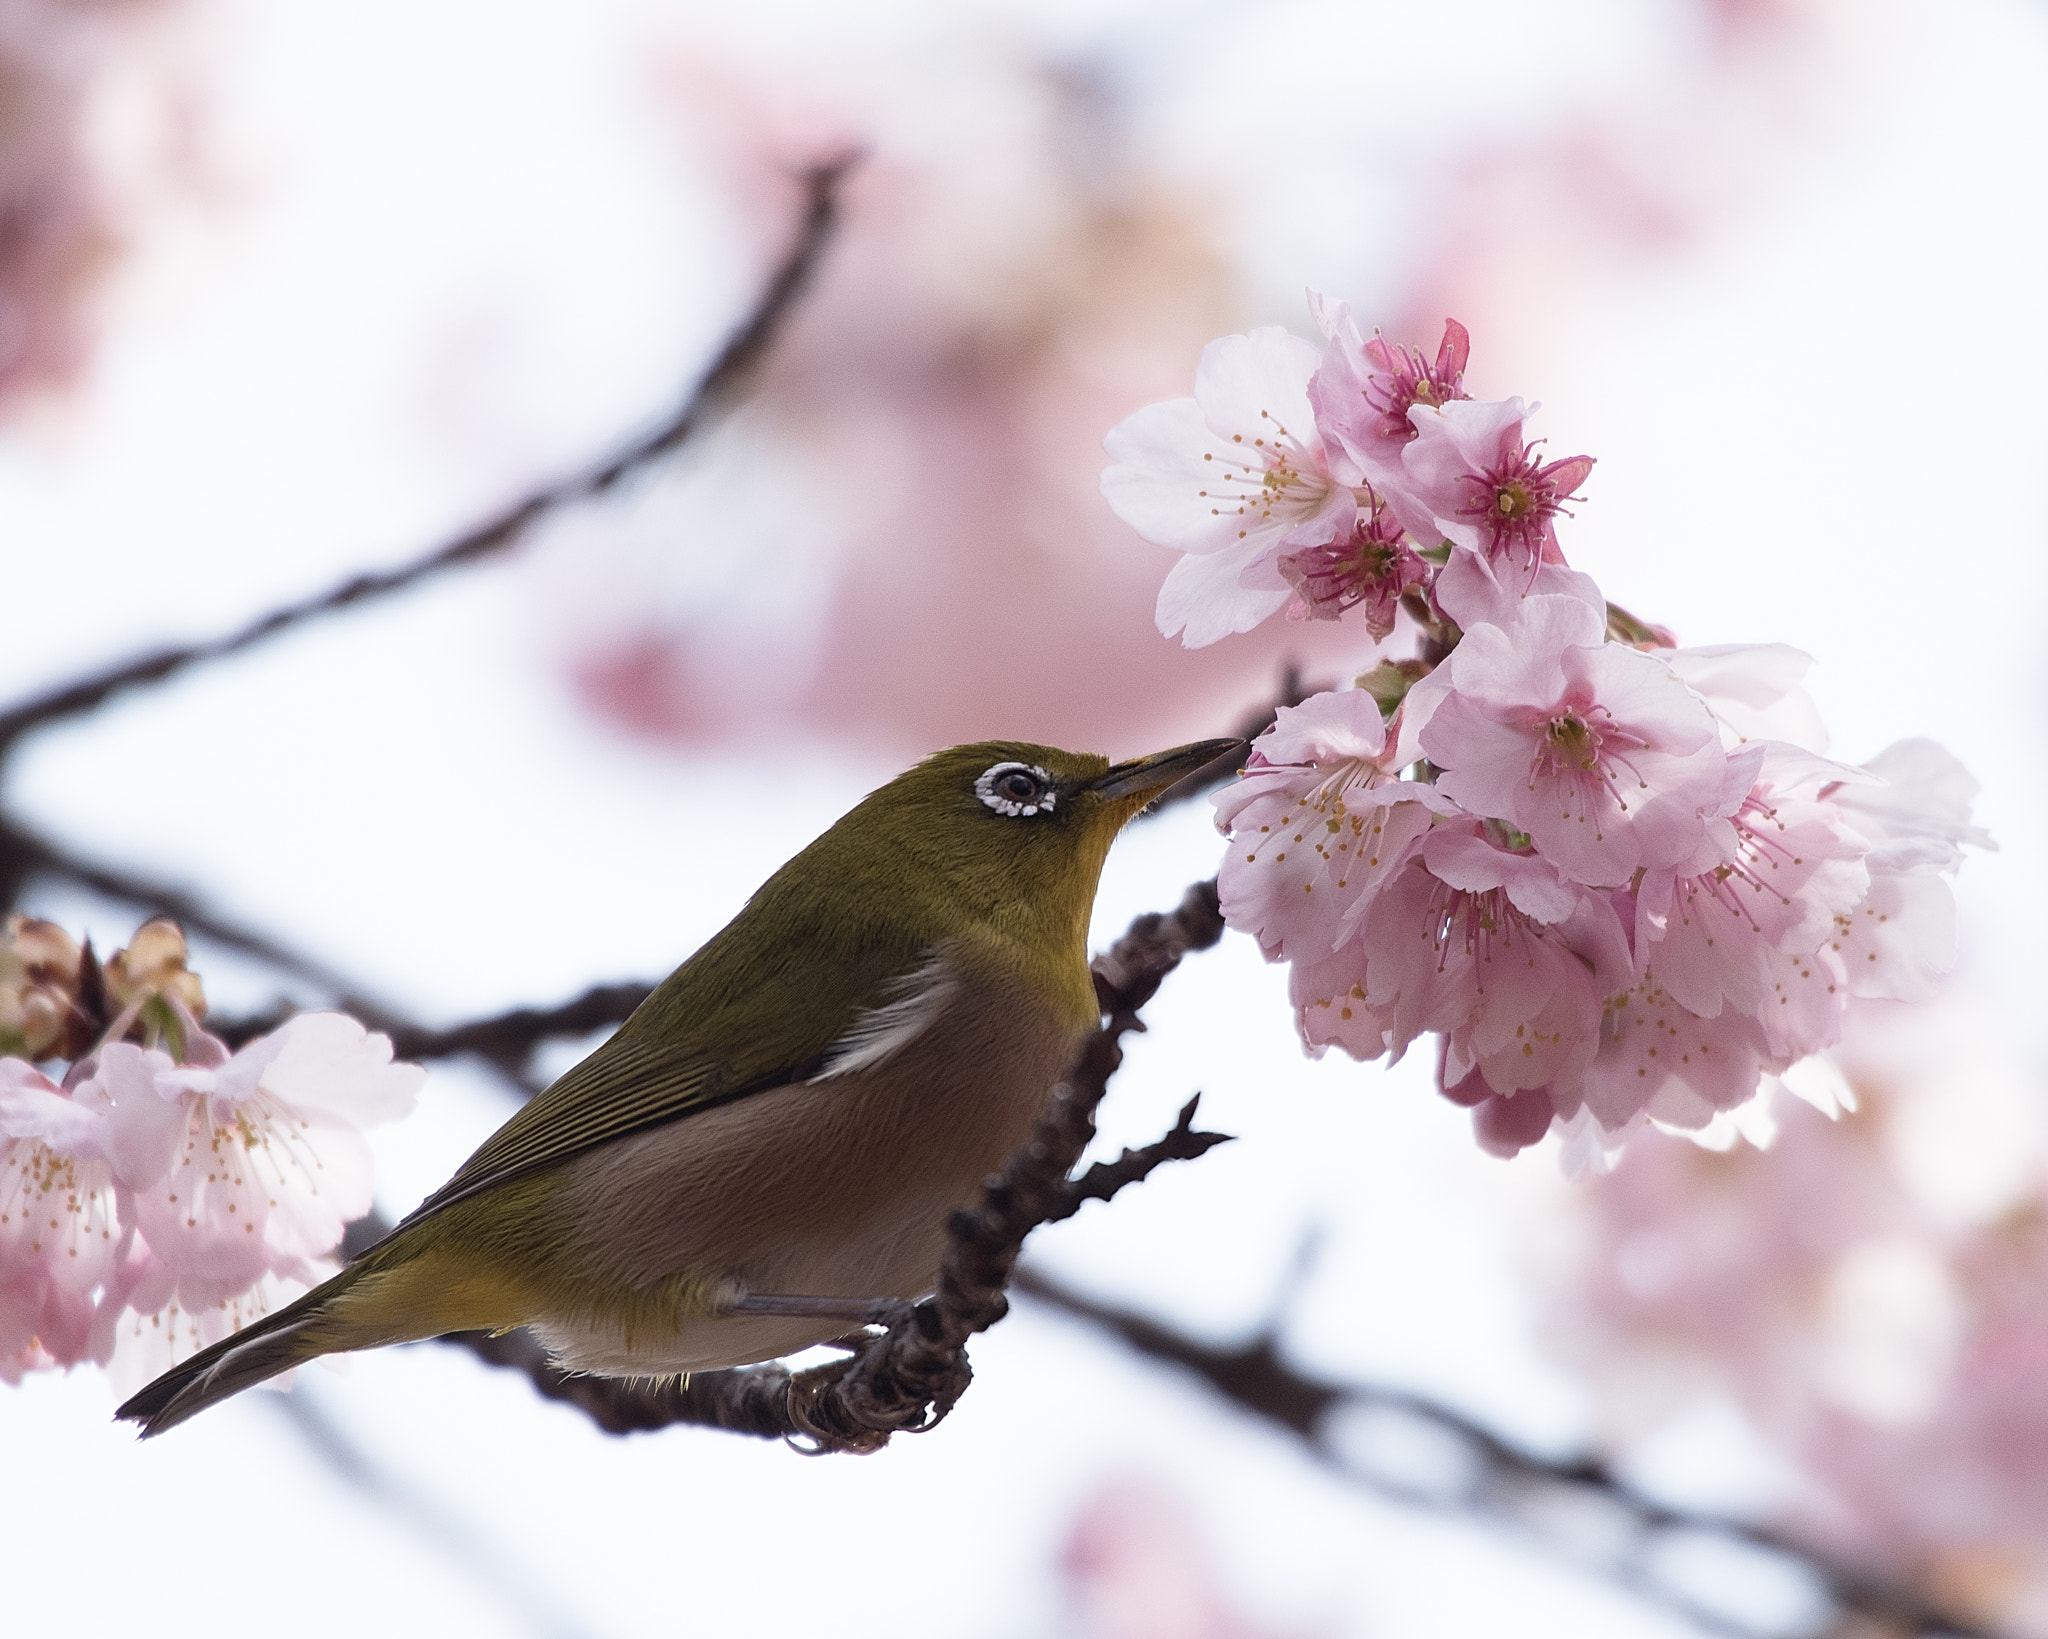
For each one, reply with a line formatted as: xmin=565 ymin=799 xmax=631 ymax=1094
xmin=725 ymin=1292 xmax=916 ymax=1330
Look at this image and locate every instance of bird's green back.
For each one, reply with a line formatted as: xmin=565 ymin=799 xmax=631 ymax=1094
xmin=401 ymin=741 xmax=1134 ymax=1225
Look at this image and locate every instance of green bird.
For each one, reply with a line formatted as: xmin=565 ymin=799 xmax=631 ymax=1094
xmin=117 ymin=736 xmax=1240 ymax=1436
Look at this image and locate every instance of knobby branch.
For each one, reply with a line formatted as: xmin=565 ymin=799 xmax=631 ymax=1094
xmin=438 ymin=880 xmax=1232 ymax=1451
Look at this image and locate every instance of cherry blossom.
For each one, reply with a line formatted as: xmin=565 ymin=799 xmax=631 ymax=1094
xmin=0 ymin=913 xmax=426 ymax=1390
xmin=0 ymin=1059 xmax=118 ymax=1381
xmin=1275 ymin=487 xmax=1429 ymax=638
xmin=1400 ymin=397 xmax=1594 ymax=572
xmin=1664 ymin=642 xmax=1830 ymax=753
xmin=1426 ymin=539 xmax=1605 ymax=634
xmin=1306 ymin=294 xmax=1470 ymax=490
xmin=1113 ymin=300 xmax=1980 ymax=1166
xmin=1288 ymin=820 xmax=1630 ymax=1112
xmin=1214 ymin=690 xmax=1452 ymax=967
xmin=1631 ymin=746 xmax=1870 ymax=1024
xmin=1819 ymin=740 xmax=1989 ymax=1005
xmin=1103 ymin=327 xmax=1354 ymax=647
xmin=94 ymin=1013 xmax=421 ymax=1308
xmin=1418 ymin=595 xmax=1726 ymax=887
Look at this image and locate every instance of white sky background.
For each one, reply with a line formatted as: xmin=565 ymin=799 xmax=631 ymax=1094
xmin=1 ymin=0 xmax=2045 ymax=1635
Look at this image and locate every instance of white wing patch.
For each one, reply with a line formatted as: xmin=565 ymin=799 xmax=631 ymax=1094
xmin=810 ymin=956 xmax=961 ymax=1081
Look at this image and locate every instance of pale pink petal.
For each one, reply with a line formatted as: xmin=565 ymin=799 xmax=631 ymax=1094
xmin=1101 ymin=398 xmax=1247 ymax=554
xmin=1154 ymin=545 xmax=1293 ymax=648
xmin=254 ymin=1013 xmax=426 ymax=1125
xmin=1664 ymin=643 xmax=1829 ymax=753
xmin=1432 ymin=546 xmax=1603 ymax=633
xmin=81 ymin=1042 xmax=187 ymax=1190
xmin=1831 ymin=871 xmax=1956 ymax=1001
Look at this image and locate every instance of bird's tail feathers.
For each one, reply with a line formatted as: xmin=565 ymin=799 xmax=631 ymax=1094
xmin=116 ymin=1263 xmax=377 ymax=1437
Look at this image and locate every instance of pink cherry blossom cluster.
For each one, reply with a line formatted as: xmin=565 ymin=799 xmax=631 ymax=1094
xmin=1102 ymin=301 xmax=1985 ymax=1162
xmin=0 ymin=916 xmax=422 ymax=1393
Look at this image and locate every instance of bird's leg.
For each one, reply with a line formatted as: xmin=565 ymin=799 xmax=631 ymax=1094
xmin=724 ymin=1292 xmax=916 ymax=1329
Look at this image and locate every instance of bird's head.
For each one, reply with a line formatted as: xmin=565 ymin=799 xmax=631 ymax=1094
xmin=817 ymin=737 xmax=1246 ymax=954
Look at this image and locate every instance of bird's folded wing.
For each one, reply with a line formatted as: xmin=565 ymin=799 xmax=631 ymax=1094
xmin=395 ymin=947 xmax=958 ymax=1228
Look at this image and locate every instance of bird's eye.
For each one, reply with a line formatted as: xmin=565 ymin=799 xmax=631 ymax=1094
xmin=975 ymin=762 xmax=1056 ymax=818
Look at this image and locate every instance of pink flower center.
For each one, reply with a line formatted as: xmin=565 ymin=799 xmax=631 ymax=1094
xmin=1276 ymin=492 xmax=1427 ymax=628
xmin=1456 ymin=441 xmax=1594 ymax=568
xmin=1361 ymin=321 xmax=1471 ymax=443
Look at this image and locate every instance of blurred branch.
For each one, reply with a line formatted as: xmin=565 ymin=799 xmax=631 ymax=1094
xmin=214 ymin=980 xmax=656 ymax=1064
xmin=437 ymin=881 xmax=1233 ymax=1452
xmin=1013 ymin=1268 xmax=2001 ymax=1639
xmin=0 ymin=155 xmax=855 ymax=759
xmin=7 ymin=817 xmax=655 ymax=1081
xmin=2 ymin=818 xmax=396 ymax=1011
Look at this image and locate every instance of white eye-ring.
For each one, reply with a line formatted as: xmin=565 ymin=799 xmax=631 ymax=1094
xmin=976 ymin=762 xmax=1056 ymax=818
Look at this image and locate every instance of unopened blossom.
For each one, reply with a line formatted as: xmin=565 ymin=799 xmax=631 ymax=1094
xmin=0 ymin=914 xmax=88 ymax=1060
xmin=0 ymin=1059 xmax=118 ymax=1381
xmin=1419 ymin=594 xmax=1726 ymax=887
xmin=1275 ymin=488 xmax=1430 ymax=638
xmin=1306 ymin=294 xmax=1470 ymax=488
xmin=1439 ymin=1057 xmax=1564 ymax=1160
xmin=1401 ymin=397 xmax=1594 ymax=572
xmin=102 ymin=917 xmax=206 ymax=1022
xmin=1103 ymin=327 xmax=1355 ymax=647
xmin=1214 ymin=690 xmax=1453 ymax=967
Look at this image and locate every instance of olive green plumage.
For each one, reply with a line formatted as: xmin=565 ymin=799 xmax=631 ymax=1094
xmin=117 ymin=736 xmax=1238 ymax=1437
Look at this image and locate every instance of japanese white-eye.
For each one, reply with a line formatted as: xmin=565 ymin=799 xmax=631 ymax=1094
xmin=118 ymin=736 xmax=1241 ymax=1436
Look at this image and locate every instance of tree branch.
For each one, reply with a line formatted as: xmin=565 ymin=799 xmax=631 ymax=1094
xmin=1012 ymin=1268 xmax=2002 ymax=1639
xmin=0 ymin=155 xmax=855 ymax=757
xmin=437 ymin=880 xmax=1232 ymax=1452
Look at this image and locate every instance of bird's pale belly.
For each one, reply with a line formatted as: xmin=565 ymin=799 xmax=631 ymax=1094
xmin=530 ymin=980 xmax=1084 ymax=1375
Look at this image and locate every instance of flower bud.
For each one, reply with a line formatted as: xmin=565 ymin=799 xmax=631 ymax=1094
xmin=103 ymin=918 xmax=207 ymax=1020
xmin=0 ymin=915 xmax=85 ymax=1060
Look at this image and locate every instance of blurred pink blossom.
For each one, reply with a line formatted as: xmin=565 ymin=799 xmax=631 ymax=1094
xmin=1551 ymin=999 xmax=2048 ymax=1634
xmin=1062 ymin=1480 xmax=1296 ymax=1639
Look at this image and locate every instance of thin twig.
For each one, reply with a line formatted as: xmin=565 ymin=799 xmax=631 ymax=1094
xmin=4 ymin=820 xmax=390 ymax=1013
xmin=1014 ymin=1268 xmax=2003 ymax=1639
xmin=438 ymin=881 xmax=1232 ymax=1451
xmin=212 ymin=980 xmax=656 ymax=1062
xmin=0 ymin=156 xmax=855 ymax=757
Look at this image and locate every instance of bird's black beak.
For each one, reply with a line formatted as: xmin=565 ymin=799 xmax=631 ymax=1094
xmin=1089 ymin=738 xmax=1247 ymax=804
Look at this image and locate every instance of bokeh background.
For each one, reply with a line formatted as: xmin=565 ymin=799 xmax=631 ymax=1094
xmin=4 ymin=0 xmax=2047 ymax=1634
